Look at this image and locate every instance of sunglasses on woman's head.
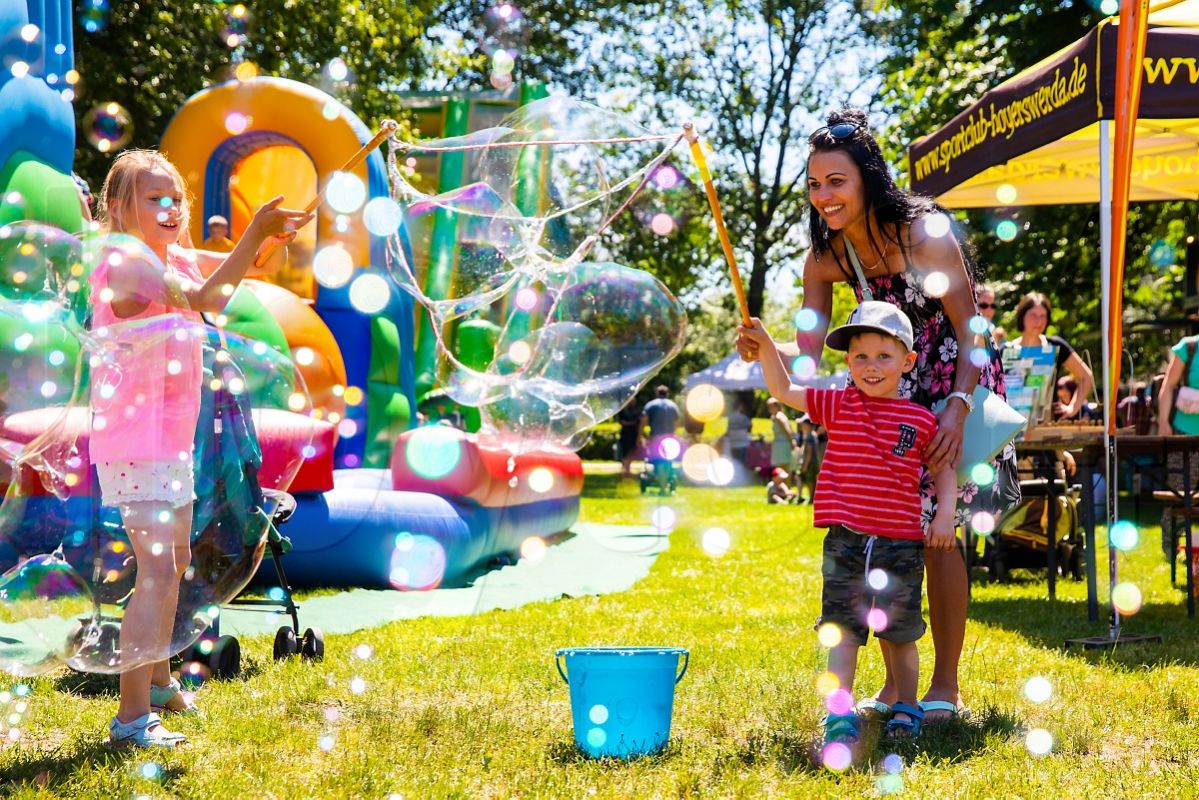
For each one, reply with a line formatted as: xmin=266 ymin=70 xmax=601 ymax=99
xmin=809 ymin=122 xmax=860 ymax=143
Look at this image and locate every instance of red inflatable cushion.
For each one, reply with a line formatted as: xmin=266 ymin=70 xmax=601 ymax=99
xmin=0 ymin=406 xmax=334 ymax=496
xmin=390 ymin=427 xmax=583 ymax=507
xmin=252 ymin=408 xmax=336 ymax=493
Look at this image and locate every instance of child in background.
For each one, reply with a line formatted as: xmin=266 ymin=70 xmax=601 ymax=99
xmin=199 ymin=214 xmax=235 ymax=252
xmin=92 ymin=150 xmax=310 ymax=748
xmin=767 ymin=467 xmax=797 ymax=504
xmin=795 ymin=415 xmax=821 ymax=504
xmin=739 ymin=301 xmax=959 ymax=748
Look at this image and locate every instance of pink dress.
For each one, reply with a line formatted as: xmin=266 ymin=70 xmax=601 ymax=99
xmin=88 ymin=244 xmax=205 ymax=468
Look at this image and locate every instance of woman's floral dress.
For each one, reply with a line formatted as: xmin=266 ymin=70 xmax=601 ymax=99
xmin=852 ymin=270 xmax=1022 ymax=528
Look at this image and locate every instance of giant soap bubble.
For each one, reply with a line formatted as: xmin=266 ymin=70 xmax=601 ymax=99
xmin=0 ymin=224 xmax=91 ymax=675
xmin=0 ymin=232 xmax=315 ymax=675
xmin=384 ymin=98 xmax=690 ymax=449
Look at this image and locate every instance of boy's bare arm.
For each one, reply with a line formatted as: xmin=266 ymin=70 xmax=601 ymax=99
xmin=926 ymin=465 xmax=959 ymax=551
xmin=738 ymin=318 xmax=807 ymax=413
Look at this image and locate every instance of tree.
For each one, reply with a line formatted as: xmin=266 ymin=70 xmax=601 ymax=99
xmin=71 ymin=0 xmax=463 ymax=195
xmin=864 ymin=0 xmax=1196 ymax=379
xmin=604 ymin=0 xmax=875 ymax=318
xmin=447 ymin=1 xmax=878 ymax=318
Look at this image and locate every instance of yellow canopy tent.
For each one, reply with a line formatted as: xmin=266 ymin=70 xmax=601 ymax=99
xmin=908 ymin=0 xmax=1199 ymax=207
xmin=908 ymin=1 xmax=1197 ymax=634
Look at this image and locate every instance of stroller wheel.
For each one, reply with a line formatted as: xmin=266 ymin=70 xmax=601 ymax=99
xmin=67 ymin=619 xmax=122 ymax=671
xmin=209 ymin=635 xmax=241 ymax=679
xmin=1069 ymin=543 xmax=1085 ymax=581
xmin=990 ymin=549 xmax=1009 ymax=582
xmin=273 ymin=626 xmax=299 ymax=660
xmin=300 ymin=627 xmax=325 ymax=661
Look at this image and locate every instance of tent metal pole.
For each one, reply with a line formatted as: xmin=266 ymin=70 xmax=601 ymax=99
xmin=1099 ymin=118 xmax=1121 ymax=639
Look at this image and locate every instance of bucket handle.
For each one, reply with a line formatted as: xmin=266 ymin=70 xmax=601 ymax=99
xmin=555 ymin=651 xmax=689 ymax=685
xmin=556 ymin=654 xmax=569 ymax=684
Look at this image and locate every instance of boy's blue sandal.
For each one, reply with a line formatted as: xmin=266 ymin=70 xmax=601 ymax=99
xmin=822 ymin=712 xmax=860 ymax=745
xmin=108 ymin=713 xmax=187 ymax=749
xmin=883 ymin=702 xmax=924 ymax=740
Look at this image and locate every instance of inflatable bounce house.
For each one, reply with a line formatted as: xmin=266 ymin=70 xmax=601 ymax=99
xmin=0 ymin=0 xmax=581 ymax=592
xmin=0 ymin=0 xmax=81 ymax=233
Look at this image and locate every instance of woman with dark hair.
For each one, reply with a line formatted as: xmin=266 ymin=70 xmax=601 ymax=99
xmin=736 ymin=107 xmax=1020 ymax=724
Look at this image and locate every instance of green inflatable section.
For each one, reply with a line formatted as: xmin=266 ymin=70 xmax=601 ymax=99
xmin=0 ymin=314 xmax=84 ymax=409
xmin=217 ymin=285 xmax=294 ymax=407
xmin=365 ymin=317 xmax=412 ymax=467
xmin=0 ymin=152 xmax=83 ymax=233
xmin=452 ymin=318 xmax=501 ymax=432
xmin=221 ymin=286 xmax=291 ymax=356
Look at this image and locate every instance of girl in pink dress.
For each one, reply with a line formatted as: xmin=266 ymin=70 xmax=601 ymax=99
xmin=91 ymin=150 xmax=310 ymax=748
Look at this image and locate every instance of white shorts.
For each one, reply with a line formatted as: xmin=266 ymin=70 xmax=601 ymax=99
xmin=95 ymin=458 xmax=196 ymax=509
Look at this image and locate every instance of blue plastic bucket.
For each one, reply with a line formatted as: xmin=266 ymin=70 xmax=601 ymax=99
xmin=555 ymin=646 xmax=689 ymax=759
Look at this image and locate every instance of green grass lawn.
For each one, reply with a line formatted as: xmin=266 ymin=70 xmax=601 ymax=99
xmin=3 ymin=475 xmax=1199 ymax=797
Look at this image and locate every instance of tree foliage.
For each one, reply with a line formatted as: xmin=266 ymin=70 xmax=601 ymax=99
xmin=607 ymin=0 xmax=874 ymax=318
xmin=71 ymin=0 xmax=461 ymax=196
xmin=463 ymin=0 xmax=877 ymax=318
xmin=864 ymin=0 xmax=1196 ymax=380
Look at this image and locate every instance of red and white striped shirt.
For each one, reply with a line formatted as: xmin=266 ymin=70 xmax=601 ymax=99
xmin=807 ymin=387 xmax=938 ymax=540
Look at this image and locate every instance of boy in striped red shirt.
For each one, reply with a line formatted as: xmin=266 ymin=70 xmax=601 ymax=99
xmin=740 ymin=301 xmax=957 ymax=749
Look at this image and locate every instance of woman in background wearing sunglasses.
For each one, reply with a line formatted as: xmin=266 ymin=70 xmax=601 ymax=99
xmin=736 ymin=107 xmax=1021 ymax=725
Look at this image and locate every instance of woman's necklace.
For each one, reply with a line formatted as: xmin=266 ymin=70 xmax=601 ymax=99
xmin=857 ymin=238 xmax=890 ymax=271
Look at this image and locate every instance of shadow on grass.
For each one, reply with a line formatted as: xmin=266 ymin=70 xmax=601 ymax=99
xmin=52 ymin=670 xmax=118 ymax=699
xmin=52 ymin=653 xmax=271 ymax=700
xmin=969 ymin=595 xmax=1199 ymax=666
xmin=0 ymin=737 xmax=186 ymax=793
xmin=545 ymin=738 xmax=682 ymax=766
xmin=735 ymin=708 xmax=1020 ymax=774
xmin=581 ymin=473 xmax=624 ymax=499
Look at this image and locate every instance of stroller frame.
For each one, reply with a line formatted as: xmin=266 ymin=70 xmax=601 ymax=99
xmin=176 ymin=488 xmax=323 ymax=679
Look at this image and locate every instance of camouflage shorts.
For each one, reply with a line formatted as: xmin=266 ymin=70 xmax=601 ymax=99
xmin=816 ymin=525 xmax=926 ymax=646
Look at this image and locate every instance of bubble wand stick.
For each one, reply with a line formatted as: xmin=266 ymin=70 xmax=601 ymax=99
xmin=253 ymin=118 xmax=399 ymax=269
xmin=683 ymin=122 xmax=751 ymax=326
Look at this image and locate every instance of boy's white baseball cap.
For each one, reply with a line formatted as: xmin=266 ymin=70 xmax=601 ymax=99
xmin=825 ymin=300 xmax=914 ymax=352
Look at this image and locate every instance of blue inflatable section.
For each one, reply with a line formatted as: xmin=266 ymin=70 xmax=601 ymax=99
xmin=253 ymin=487 xmax=579 ymax=589
xmin=2 ymin=485 xmax=581 ymax=591
xmin=0 ymin=52 xmax=75 ymax=174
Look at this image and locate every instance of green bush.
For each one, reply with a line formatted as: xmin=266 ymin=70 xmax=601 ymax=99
xmin=577 ymin=423 xmax=622 ymax=461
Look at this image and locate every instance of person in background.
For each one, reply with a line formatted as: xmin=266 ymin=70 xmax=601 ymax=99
xmin=796 ymin=415 xmax=822 ymax=504
xmin=723 ymin=398 xmax=752 ymax=464
xmin=1157 ymin=333 xmax=1199 ymax=555
xmin=976 ymin=285 xmax=997 ymax=325
xmin=641 ymin=385 xmax=680 ymax=452
xmin=200 ymin=214 xmax=235 ymax=252
xmin=767 ymin=397 xmax=797 ymax=482
xmin=72 ymin=172 xmax=94 ymax=225
xmin=1054 ymin=376 xmax=1097 ymax=421
xmin=1117 ymin=380 xmax=1153 ymax=435
xmin=682 ymin=406 xmax=706 ymax=442
xmin=1013 ymin=292 xmax=1094 ymax=421
xmin=767 ymin=467 xmax=797 ymax=504
xmin=616 ymin=396 xmax=641 ymax=479
xmin=976 ymin=285 xmax=1006 ymax=346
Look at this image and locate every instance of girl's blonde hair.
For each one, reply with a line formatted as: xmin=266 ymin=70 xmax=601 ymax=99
xmin=98 ymin=149 xmax=194 ymax=246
